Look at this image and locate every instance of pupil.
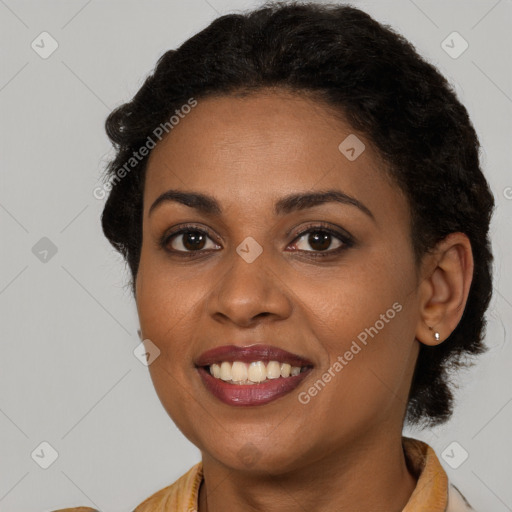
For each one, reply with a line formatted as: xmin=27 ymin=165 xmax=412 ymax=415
xmin=183 ymin=231 xmax=205 ymax=251
xmin=308 ymin=231 xmax=331 ymax=251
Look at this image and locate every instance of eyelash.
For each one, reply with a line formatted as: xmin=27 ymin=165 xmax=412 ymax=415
xmin=159 ymin=222 xmax=354 ymax=259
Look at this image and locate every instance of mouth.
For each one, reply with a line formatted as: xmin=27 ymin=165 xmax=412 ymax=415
xmin=195 ymin=344 xmax=314 ymax=406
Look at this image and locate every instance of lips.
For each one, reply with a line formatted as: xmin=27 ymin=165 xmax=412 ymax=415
xmin=195 ymin=344 xmax=314 ymax=407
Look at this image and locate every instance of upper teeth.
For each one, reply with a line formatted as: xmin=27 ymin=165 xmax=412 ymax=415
xmin=209 ymin=361 xmax=304 ymax=384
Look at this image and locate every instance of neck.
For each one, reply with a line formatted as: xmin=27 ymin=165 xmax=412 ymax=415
xmin=198 ymin=431 xmax=417 ymax=512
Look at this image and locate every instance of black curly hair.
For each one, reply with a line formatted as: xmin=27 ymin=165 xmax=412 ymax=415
xmin=100 ymin=1 xmax=495 ymax=426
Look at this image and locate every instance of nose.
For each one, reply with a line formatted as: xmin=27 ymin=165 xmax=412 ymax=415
xmin=207 ymin=246 xmax=293 ymax=327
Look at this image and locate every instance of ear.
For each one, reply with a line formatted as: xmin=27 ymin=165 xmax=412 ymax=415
xmin=415 ymin=232 xmax=474 ymax=346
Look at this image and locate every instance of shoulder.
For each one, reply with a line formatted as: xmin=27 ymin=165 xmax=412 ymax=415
xmin=132 ymin=462 xmax=203 ymax=512
xmin=402 ymin=437 xmax=477 ymax=512
xmin=49 ymin=462 xmax=202 ymax=512
xmin=446 ymin=482 xmax=477 ymax=512
xmin=50 ymin=508 xmax=99 ymax=512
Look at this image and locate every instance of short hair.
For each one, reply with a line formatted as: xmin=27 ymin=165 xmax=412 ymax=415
xmin=101 ymin=1 xmax=495 ymax=426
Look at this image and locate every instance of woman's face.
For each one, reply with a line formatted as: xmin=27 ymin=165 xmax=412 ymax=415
xmin=136 ymin=89 xmax=422 ymax=473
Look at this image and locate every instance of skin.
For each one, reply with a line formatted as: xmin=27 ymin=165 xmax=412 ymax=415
xmin=135 ymin=88 xmax=474 ymax=512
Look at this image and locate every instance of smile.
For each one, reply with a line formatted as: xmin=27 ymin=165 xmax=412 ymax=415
xmin=209 ymin=360 xmax=307 ymax=384
xmin=195 ymin=344 xmax=314 ymax=406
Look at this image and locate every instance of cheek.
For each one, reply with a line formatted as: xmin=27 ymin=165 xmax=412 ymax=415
xmin=135 ymin=253 xmax=202 ymax=408
xmin=136 ymin=249 xmax=205 ymax=345
xmin=294 ymin=257 xmax=408 ymax=349
xmin=294 ymin=250 xmax=418 ymax=413
xmin=136 ymin=259 xmax=203 ymax=439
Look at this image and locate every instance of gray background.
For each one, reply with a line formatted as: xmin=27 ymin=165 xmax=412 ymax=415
xmin=1 ymin=0 xmax=511 ymax=511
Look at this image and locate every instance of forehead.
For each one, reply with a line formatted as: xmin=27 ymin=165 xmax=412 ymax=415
xmin=143 ymin=90 xmax=407 ymax=222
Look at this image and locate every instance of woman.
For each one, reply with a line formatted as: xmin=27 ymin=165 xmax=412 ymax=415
xmin=57 ymin=2 xmax=494 ymax=511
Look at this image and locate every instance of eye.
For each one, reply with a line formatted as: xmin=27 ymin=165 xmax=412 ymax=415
xmin=288 ymin=224 xmax=353 ymax=256
xmin=160 ymin=222 xmax=354 ymax=258
xmin=161 ymin=226 xmax=220 ymax=254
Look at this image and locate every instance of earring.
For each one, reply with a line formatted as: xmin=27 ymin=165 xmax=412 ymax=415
xmin=428 ymin=326 xmax=440 ymax=342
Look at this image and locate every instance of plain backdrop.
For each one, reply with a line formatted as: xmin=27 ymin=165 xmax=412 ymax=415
xmin=1 ymin=0 xmax=511 ymax=511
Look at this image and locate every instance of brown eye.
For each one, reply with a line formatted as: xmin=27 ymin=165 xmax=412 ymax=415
xmin=293 ymin=229 xmax=343 ymax=253
xmin=164 ymin=229 xmax=220 ymax=253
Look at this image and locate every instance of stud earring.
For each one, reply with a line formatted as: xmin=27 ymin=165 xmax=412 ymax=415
xmin=428 ymin=326 xmax=440 ymax=342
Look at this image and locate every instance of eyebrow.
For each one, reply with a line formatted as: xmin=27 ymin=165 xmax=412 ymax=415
xmin=148 ymin=188 xmax=374 ymax=220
